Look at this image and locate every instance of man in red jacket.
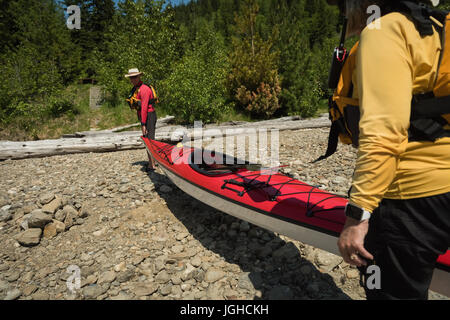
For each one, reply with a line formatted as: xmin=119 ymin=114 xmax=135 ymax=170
xmin=125 ymin=68 xmax=157 ymax=171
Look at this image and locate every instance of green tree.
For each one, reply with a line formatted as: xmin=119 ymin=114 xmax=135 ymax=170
xmin=228 ymin=0 xmax=281 ymax=118
xmin=0 ymin=0 xmax=80 ymax=114
xmin=97 ymin=0 xmax=181 ymax=106
xmin=161 ymin=21 xmax=230 ymax=123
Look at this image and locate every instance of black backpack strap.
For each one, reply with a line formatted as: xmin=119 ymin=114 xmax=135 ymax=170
xmin=399 ymin=1 xmax=435 ymax=36
xmin=409 ymin=118 xmax=450 ymax=142
xmin=313 ymin=121 xmax=340 ymax=163
xmin=411 ymin=94 xmax=450 ymax=119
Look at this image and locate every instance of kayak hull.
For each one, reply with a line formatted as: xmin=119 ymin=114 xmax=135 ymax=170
xmin=160 ymin=163 xmax=341 ymax=255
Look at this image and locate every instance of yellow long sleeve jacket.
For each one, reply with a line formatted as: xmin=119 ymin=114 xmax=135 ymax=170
xmin=349 ymin=12 xmax=450 ymax=213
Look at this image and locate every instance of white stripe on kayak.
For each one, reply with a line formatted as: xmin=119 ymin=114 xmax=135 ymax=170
xmin=160 ymin=166 xmax=341 ymax=256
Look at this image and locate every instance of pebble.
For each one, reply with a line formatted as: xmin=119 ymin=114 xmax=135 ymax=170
xmin=97 ymin=271 xmax=116 ymax=284
xmin=204 ymin=269 xmax=226 ymax=283
xmin=116 ymin=270 xmax=135 ymax=283
xmin=5 ymin=289 xmax=22 ymax=300
xmin=130 ymin=283 xmax=158 ymax=297
xmin=41 ymin=197 xmax=62 ymax=215
xmin=82 ymin=285 xmax=107 ymax=300
xmin=190 ymin=256 xmax=202 ymax=268
xmin=315 ymin=250 xmax=343 ymax=272
xmin=31 ymin=291 xmax=50 ymax=300
xmin=27 ymin=210 xmax=52 ymax=229
xmin=155 ymin=270 xmax=171 ymax=284
xmin=268 ymin=286 xmax=294 ymax=300
xmin=347 ymin=269 xmax=360 ymax=279
xmin=15 ymin=228 xmax=42 ymax=247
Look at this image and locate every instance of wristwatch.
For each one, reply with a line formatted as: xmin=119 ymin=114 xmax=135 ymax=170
xmin=345 ymin=203 xmax=371 ymax=221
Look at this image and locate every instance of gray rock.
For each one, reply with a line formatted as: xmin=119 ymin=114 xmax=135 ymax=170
xmin=256 ymin=246 xmax=273 ymax=259
xmin=4 ymin=289 xmax=22 ymax=300
xmin=272 ymin=242 xmax=299 ymax=262
xmin=63 ymin=206 xmax=79 ymax=230
xmin=79 ymin=205 xmax=90 ymax=218
xmin=41 ymin=197 xmax=62 ymax=215
xmin=119 ymin=185 xmax=131 ymax=193
xmin=171 ymin=245 xmax=184 ymax=254
xmin=239 ymin=221 xmax=251 ymax=232
xmin=268 ymin=285 xmax=294 ymax=300
xmin=206 ymin=283 xmax=224 ymax=300
xmin=82 ymin=284 xmax=107 ymax=300
xmin=117 ymin=270 xmax=135 ymax=283
xmin=238 ymin=273 xmax=255 ymax=291
xmin=31 ymin=291 xmax=49 ymax=300
xmin=6 ymin=271 xmax=21 ymax=282
xmin=204 ymin=268 xmax=226 ymax=283
xmin=190 ymin=256 xmax=202 ymax=268
xmin=15 ymin=228 xmax=42 ymax=247
xmin=332 ymin=176 xmax=347 ymax=185
xmin=0 ymin=209 xmax=12 ymax=222
xmin=0 ymin=279 xmax=10 ymax=292
xmin=130 ymin=283 xmax=158 ymax=297
xmin=159 ymin=185 xmax=173 ymax=193
xmin=27 ymin=210 xmax=52 ymax=229
xmin=39 ymin=192 xmax=55 ymax=205
xmin=110 ymin=291 xmax=133 ymax=300
xmin=171 ymin=275 xmax=182 ymax=285
xmin=155 ymin=270 xmax=170 ymax=283
xmin=176 ymin=232 xmax=189 ymax=241
xmin=54 ymin=210 xmax=66 ymax=222
xmin=43 ymin=223 xmax=57 ymax=239
xmin=315 ymin=251 xmax=343 ymax=272
xmin=171 ymin=285 xmax=183 ymax=297
xmin=160 ymin=284 xmax=173 ymax=296
xmin=22 ymin=284 xmax=38 ymax=296
xmin=97 ymin=271 xmax=116 ymax=285
xmin=180 ymin=263 xmax=196 ymax=281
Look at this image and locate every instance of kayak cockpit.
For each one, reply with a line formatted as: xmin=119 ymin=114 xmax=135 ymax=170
xmin=188 ymin=148 xmax=259 ymax=176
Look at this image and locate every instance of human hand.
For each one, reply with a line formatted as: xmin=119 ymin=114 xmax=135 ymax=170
xmin=337 ymin=218 xmax=373 ymax=267
xmin=142 ymin=125 xmax=147 ymax=136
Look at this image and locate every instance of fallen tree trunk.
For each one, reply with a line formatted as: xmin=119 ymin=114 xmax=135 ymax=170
xmin=0 ymin=115 xmax=331 ymax=160
xmin=61 ymin=115 xmax=175 ymax=138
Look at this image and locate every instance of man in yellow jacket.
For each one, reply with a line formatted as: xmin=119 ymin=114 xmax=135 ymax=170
xmin=327 ymin=0 xmax=450 ymax=299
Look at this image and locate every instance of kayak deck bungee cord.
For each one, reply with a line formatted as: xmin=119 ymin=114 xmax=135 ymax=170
xmin=142 ymin=137 xmax=450 ymax=296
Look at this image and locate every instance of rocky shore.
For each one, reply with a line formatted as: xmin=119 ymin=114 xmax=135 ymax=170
xmin=0 ymin=128 xmax=448 ymax=300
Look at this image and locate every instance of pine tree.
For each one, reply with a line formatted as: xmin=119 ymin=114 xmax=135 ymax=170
xmin=228 ymin=0 xmax=280 ymax=118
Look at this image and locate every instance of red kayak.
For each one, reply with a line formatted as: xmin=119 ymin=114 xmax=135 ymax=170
xmin=142 ymin=137 xmax=449 ymax=296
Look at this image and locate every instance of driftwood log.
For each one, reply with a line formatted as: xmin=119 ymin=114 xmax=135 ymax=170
xmin=0 ymin=115 xmax=331 ymax=160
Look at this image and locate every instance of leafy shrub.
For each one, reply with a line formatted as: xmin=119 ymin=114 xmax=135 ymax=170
xmin=236 ymin=77 xmax=282 ymax=119
xmin=161 ymin=22 xmax=230 ymax=124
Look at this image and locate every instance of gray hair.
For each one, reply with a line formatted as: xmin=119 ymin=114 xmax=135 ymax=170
xmin=345 ymin=0 xmax=375 ymax=37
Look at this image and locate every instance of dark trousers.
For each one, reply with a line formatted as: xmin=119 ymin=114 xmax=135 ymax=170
xmin=359 ymin=192 xmax=450 ymax=300
xmin=138 ymin=111 xmax=157 ymax=140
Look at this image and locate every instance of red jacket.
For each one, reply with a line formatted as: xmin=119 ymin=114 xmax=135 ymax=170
xmin=136 ymin=81 xmax=155 ymax=125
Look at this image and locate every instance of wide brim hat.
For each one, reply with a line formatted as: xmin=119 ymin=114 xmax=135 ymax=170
xmin=326 ymin=0 xmax=439 ymax=6
xmin=124 ymin=68 xmax=143 ymax=78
